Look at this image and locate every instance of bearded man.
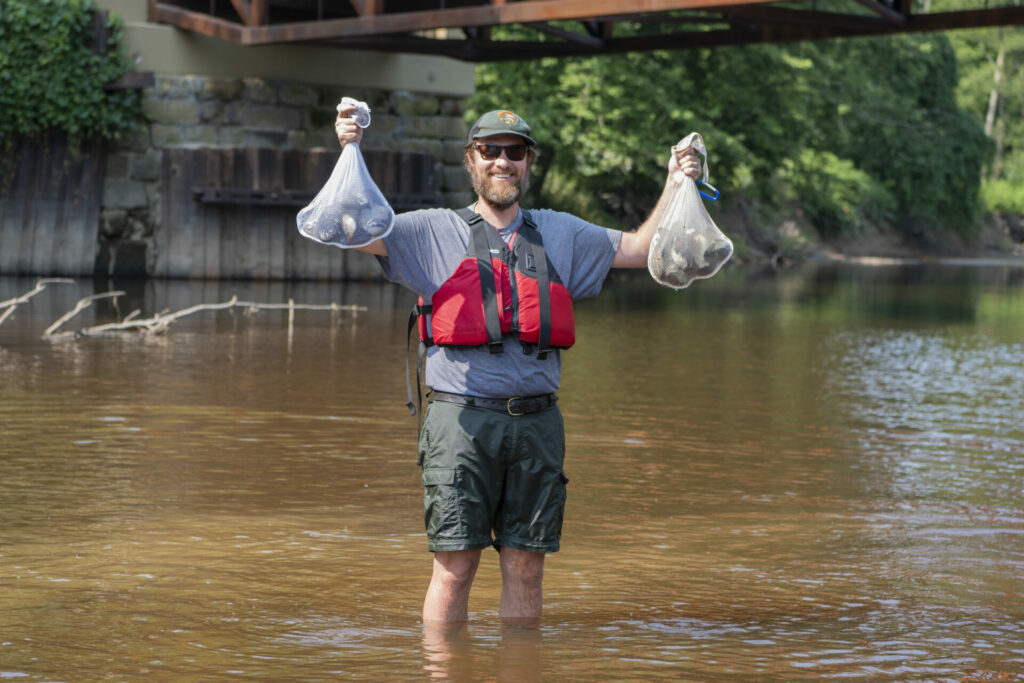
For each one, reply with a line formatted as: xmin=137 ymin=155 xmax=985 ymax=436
xmin=331 ymin=106 xmax=701 ymax=624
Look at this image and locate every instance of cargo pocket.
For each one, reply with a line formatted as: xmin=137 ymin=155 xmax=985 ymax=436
xmin=422 ymin=467 xmax=462 ymax=542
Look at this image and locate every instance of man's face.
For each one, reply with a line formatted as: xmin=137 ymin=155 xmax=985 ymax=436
xmin=466 ymin=134 xmax=532 ymax=211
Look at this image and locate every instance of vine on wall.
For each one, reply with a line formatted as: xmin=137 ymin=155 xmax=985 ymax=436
xmin=0 ymin=0 xmax=141 ymax=148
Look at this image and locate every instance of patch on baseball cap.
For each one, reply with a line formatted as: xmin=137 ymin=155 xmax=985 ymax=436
xmin=467 ymin=109 xmax=537 ymax=146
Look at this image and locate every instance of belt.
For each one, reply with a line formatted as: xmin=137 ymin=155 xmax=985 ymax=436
xmin=429 ymin=391 xmax=557 ymax=416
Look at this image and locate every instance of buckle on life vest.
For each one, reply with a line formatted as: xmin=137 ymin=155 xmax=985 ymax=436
xmin=507 ymin=396 xmax=524 ymax=416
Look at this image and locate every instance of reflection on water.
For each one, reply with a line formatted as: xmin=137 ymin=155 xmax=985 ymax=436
xmin=1 ymin=263 xmax=1023 ymax=680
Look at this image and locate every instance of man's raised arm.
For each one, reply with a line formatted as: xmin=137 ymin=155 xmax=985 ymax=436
xmin=612 ymin=144 xmax=702 ymax=268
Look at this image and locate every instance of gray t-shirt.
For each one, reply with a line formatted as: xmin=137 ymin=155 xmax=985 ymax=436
xmin=378 ymin=207 xmax=621 ymax=397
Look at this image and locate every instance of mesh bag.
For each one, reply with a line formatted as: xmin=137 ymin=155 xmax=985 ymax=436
xmin=296 ymin=98 xmax=395 ymax=248
xmin=647 ymin=132 xmax=733 ymax=289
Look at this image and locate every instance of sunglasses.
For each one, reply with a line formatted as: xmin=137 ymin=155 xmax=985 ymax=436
xmin=474 ymin=142 xmax=529 ymax=162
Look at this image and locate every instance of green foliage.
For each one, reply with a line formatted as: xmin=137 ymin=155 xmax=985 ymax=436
xmin=981 ymin=179 xmax=1024 ymax=215
xmin=0 ymin=0 xmax=141 ymax=146
xmin=470 ymin=27 xmax=990 ymax=238
xmin=779 ymin=150 xmax=896 ymax=237
xmin=948 ymin=21 xmax=1024 ymax=216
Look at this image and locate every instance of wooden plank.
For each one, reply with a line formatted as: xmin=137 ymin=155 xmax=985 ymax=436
xmin=56 ymin=149 xmax=86 ymax=275
xmin=151 ymin=3 xmax=245 ymax=42
xmin=262 ymin=148 xmax=288 ymax=280
xmin=182 ymin=147 xmax=205 ymax=278
xmin=254 ymin=0 xmax=782 ymax=43
xmin=55 ymin=144 xmax=103 ymax=276
xmin=151 ymin=1 xmax=1024 ymax=60
xmin=294 ymin=149 xmax=327 ymax=280
xmin=18 ymin=141 xmax=42 ymax=274
xmin=157 ymin=148 xmax=199 ymax=277
xmin=282 ymin=149 xmax=307 ymax=280
xmin=245 ymin=148 xmax=267 ymax=279
xmin=722 ymin=5 xmax=890 ymax=29
xmin=11 ymin=136 xmax=100 ymax=277
xmin=909 ymin=7 xmax=1024 ymax=31
xmin=154 ymin=149 xmax=173 ymax=277
xmin=200 ymin=148 xmax=221 ymax=278
xmin=227 ymin=148 xmax=254 ymax=278
xmin=80 ymin=147 xmax=105 ymax=276
xmin=46 ymin=142 xmax=75 ymax=274
xmin=244 ymin=149 xmax=267 ymax=279
xmin=25 ymin=141 xmax=55 ymax=275
xmin=0 ymin=142 xmax=32 ymax=274
xmin=152 ymin=0 xmax=782 ymax=45
xmin=387 ymin=6 xmax=1024 ymax=61
xmin=50 ymin=148 xmax=78 ymax=275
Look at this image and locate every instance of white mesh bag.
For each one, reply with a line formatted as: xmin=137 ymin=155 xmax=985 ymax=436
xmin=647 ymin=132 xmax=733 ymax=289
xmin=296 ymin=98 xmax=395 ymax=248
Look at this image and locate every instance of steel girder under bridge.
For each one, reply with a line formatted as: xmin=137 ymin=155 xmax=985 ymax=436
xmin=149 ymin=1 xmax=1024 ymax=61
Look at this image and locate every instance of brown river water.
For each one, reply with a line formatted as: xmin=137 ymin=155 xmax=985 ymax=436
xmin=1 ymin=264 xmax=1023 ymax=681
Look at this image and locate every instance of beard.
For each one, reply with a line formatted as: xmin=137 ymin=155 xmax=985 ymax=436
xmin=468 ymin=163 xmax=531 ymax=211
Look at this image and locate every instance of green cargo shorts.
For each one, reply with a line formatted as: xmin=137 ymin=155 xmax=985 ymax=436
xmin=418 ymin=398 xmax=569 ymax=554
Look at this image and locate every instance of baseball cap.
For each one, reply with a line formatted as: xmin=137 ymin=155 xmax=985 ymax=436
xmin=467 ymin=110 xmax=536 ymax=146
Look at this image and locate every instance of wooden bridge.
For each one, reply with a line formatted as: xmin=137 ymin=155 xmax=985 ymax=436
xmin=150 ymin=0 xmax=1024 ymax=62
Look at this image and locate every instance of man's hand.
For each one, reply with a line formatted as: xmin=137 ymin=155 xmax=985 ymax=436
xmin=335 ymin=104 xmax=364 ymax=148
xmin=612 ymin=143 xmax=708 ymax=268
xmin=669 ymin=146 xmax=703 ymax=185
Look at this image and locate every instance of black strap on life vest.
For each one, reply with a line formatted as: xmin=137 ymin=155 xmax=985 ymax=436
xmin=405 ymin=301 xmax=429 ymax=431
xmin=459 ymin=207 xmax=505 ymax=355
xmin=513 ymin=216 xmax=553 ymax=359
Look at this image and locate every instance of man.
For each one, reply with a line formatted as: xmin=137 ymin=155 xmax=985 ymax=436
xmin=332 ymin=104 xmax=701 ymax=623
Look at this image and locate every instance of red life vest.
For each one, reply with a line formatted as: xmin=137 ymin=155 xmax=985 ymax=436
xmin=416 ymin=208 xmax=575 ymax=359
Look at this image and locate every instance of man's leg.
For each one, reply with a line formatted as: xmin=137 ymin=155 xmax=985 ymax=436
xmin=498 ymin=548 xmax=545 ymax=621
xmin=423 ymin=549 xmax=482 ymax=622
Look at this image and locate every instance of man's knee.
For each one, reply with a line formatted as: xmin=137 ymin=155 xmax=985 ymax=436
xmin=500 ymin=548 xmax=545 ymax=585
xmin=434 ymin=550 xmax=482 ymax=587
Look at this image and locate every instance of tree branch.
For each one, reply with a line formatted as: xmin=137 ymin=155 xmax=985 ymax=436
xmin=43 ymin=291 xmax=126 ymax=338
xmin=46 ymin=296 xmax=367 ymax=339
xmin=0 ymin=278 xmax=75 ymax=327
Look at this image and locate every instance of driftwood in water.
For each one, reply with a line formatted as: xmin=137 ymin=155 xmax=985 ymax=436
xmin=0 ymin=279 xmax=365 ymax=339
xmin=45 ymin=295 xmax=365 ymax=340
xmin=0 ymin=278 xmax=75 ymax=326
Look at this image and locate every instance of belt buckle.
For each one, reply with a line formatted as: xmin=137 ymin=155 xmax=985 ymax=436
xmin=507 ymin=396 xmax=524 ymax=416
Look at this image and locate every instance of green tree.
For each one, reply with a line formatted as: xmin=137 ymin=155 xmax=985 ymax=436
xmin=949 ymin=22 xmax=1024 ymax=213
xmin=470 ymin=25 xmax=988 ymax=239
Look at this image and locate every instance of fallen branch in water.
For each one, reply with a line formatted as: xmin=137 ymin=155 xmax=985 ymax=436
xmin=44 ymin=291 xmax=127 ymax=337
xmin=0 ymin=278 xmax=75 ymax=327
xmin=44 ymin=294 xmax=367 ymax=340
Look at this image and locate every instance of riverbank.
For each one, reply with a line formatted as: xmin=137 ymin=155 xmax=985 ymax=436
xmin=719 ymin=200 xmax=1024 ymax=268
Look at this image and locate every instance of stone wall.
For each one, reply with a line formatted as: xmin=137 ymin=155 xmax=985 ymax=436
xmin=99 ymin=74 xmax=472 ymax=278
